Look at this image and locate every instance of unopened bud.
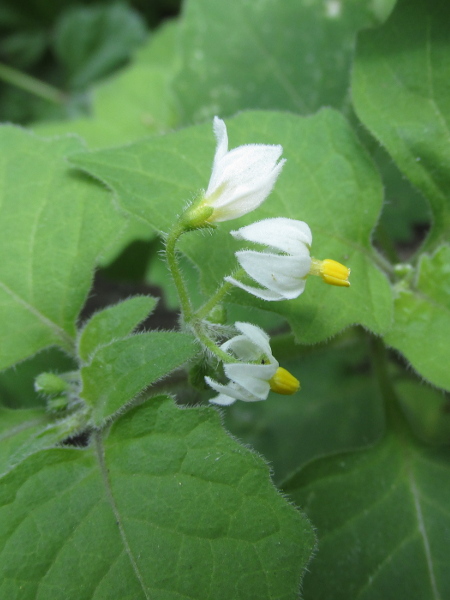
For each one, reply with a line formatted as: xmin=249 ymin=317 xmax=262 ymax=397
xmin=35 ymin=372 xmax=68 ymax=396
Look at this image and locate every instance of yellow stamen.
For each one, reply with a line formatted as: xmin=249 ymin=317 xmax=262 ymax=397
xmin=269 ymin=367 xmax=300 ymax=395
xmin=309 ymin=258 xmax=350 ymax=287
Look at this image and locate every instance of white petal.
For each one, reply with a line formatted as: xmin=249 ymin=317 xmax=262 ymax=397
xmin=234 ymin=322 xmax=273 ymax=357
xmin=209 ymin=393 xmax=236 ymax=406
xmin=221 ymin=335 xmax=262 ymax=361
xmin=231 ymin=217 xmax=312 ymax=255
xmin=205 ymin=376 xmax=256 ymax=404
xmin=224 ymin=363 xmax=275 ymax=399
xmin=234 ymin=250 xmax=311 ymax=299
xmin=225 ymin=277 xmax=287 ymax=301
xmin=207 ymin=144 xmax=283 ymax=195
xmin=211 ymin=117 xmax=228 ymax=168
xmin=211 ymin=161 xmax=285 ymax=222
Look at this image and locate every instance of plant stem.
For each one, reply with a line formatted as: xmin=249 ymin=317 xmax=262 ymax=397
xmin=165 ymin=225 xmax=193 ymax=320
xmin=0 ymin=62 xmax=66 ymax=105
xmin=195 ymin=269 xmax=245 ymax=320
xmin=192 ymin=325 xmax=237 ymax=363
xmin=371 ymin=247 xmax=396 ymax=278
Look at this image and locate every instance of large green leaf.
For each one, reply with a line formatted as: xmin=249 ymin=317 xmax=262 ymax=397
xmin=0 ymin=397 xmax=315 ymax=599
xmin=70 ymin=109 xmax=393 ymax=344
xmin=352 ymin=0 xmax=450 ymax=248
xmin=284 ymin=409 xmax=450 ymax=599
xmin=385 ymin=245 xmax=450 ymax=391
xmin=174 ymin=0 xmax=384 ymax=123
xmin=81 ymin=332 xmax=198 ymax=426
xmin=0 ymin=127 xmax=124 ymax=371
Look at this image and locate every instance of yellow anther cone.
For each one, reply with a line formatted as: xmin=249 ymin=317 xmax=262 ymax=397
xmin=269 ymin=367 xmax=300 ymax=395
xmin=310 ymin=258 xmax=350 ymax=287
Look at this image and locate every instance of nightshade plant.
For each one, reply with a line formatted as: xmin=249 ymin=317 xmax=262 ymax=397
xmin=0 ymin=0 xmax=449 ymax=599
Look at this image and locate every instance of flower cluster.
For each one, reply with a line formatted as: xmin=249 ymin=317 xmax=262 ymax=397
xmin=173 ymin=117 xmax=350 ymax=405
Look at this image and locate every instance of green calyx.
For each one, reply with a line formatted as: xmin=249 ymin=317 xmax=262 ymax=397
xmin=180 ymin=199 xmax=215 ymax=231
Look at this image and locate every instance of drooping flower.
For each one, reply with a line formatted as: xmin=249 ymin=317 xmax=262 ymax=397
xmin=226 ymin=218 xmax=313 ymax=300
xmin=205 ymin=322 xmax=299 ymax=406
xmin=183 ymin=117 xmax=286 ymax=227
xmin=225 ymin=217 xmax=350 ymax=301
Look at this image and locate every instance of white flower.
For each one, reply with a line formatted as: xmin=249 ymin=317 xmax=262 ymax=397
xmin=197 ymin=117 xmax=286 ymax=223
xmin=205 ymin=322 xmax=279 ymax=405
xmin=225 ymin=217 xmax=313 ymax=301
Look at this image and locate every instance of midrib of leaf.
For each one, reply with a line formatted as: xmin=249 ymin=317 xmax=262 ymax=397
xmin=0 ymin=280 xmax=74 ymax=352
xmin=94 ymin=432 xmax=151 ymax=600
xmin=404 ymin=446 xmax=441 ymax=600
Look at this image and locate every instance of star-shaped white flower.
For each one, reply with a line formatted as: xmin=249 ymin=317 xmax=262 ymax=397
xmin=185 ymin=118 xmax=286 ymax=227
xmin=205 ymin=322 xmax=299 ymax=405
xmin=225 ymin=217 xmax=313 ymax=301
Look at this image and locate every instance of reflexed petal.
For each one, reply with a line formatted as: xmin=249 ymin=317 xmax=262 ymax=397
xmin=224 ymin=277 xmax=287 ymax=301
xmin=209 ymin=393 xmax=237 ymax=406
xmin=231 ymin=217 xmax=312 ymax=254
xmin=234 ymin=251 xmax=311 ymax=299
xmin=204 ymin=376 xmax=254 ymax=403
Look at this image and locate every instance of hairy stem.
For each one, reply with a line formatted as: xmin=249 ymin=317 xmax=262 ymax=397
xmin=195 ymin=269 xmax=245 ymax=320
xmin=192 ymin=324 xmax=237 ymax=363
xmin=165 ymin=225 xmax=193 ymax=321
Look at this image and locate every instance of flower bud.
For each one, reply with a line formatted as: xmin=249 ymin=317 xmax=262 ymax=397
xmin=34 ymin=372 xmax=69 ymax=396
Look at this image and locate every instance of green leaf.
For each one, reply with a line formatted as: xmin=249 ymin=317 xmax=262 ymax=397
xmin=0 ymin=406 xmax=82 ymax=476
xmin=53 ymin=2 xmax=147 ymax=90
xmin=81 ymin=332 xmax=198 ymax=426
xmin=78 ymin=296 xmax=158 ymax=363
xmin=0 ymin=397 xmax=315 ymax=599
xmin=352 ymin=0 xmax=450 ymax=248
xmin=70 ymin=109 xmax=393 ymax=343
xmin=384 ymin=245 xmax=450 ymax=391
xmin=34 ymin=23 xmax=179 ymax=148
xmin=0 ymin=407 xmax=48 ymax=475
xmin=174 ymin=0 xmax=382 ymax=123
xmin=284 ymin=415 xmax=450 ymax=600
xmin=0 ymin=127 xmax=124 ymax=371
